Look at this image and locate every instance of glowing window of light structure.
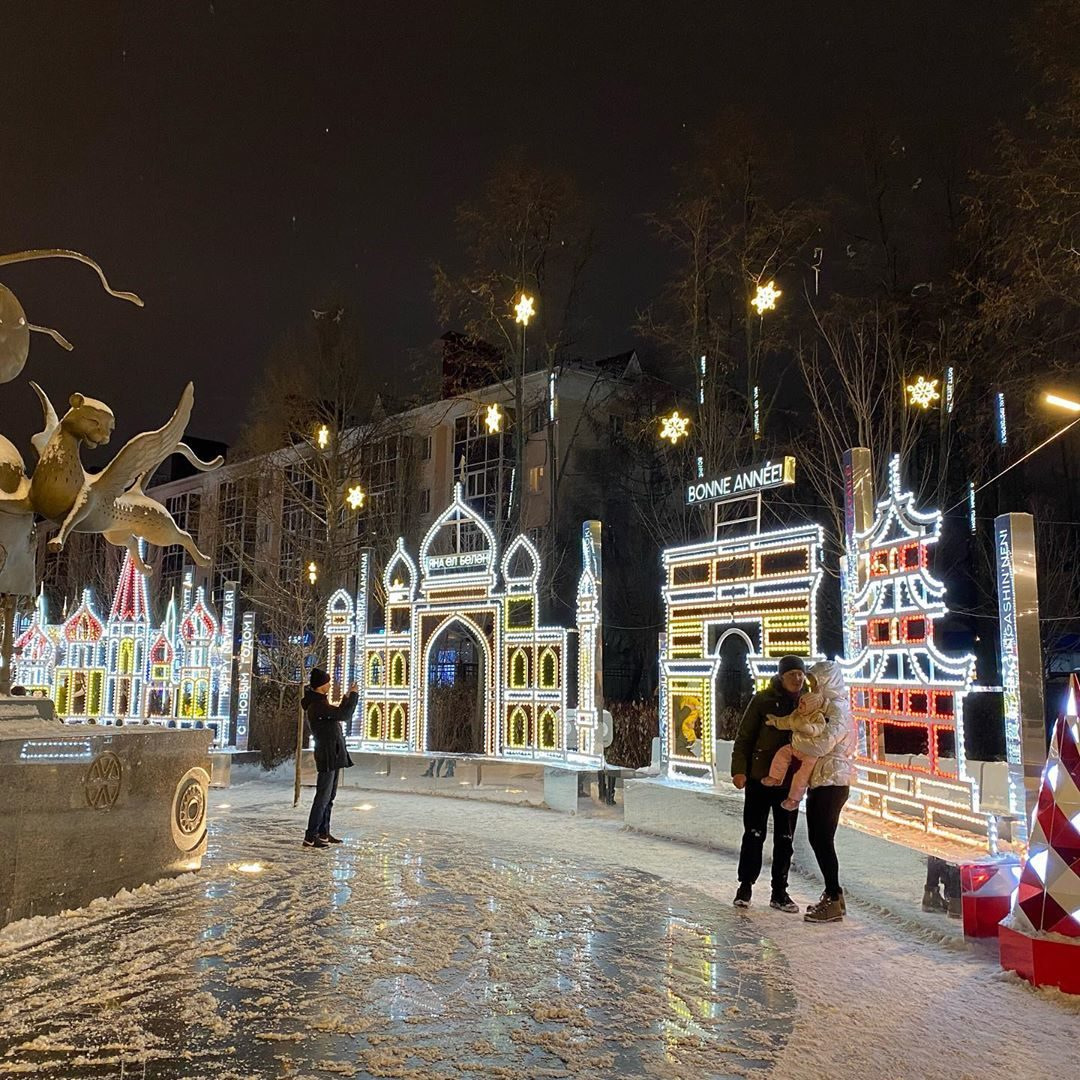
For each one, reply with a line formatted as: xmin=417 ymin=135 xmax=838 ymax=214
xmin=907 ymin=375 xmax=941 ymax=410
xmin=839 ymin=454 xmax=980 ymax=845
xmin=659 ymin=410 xmax=691 ymax=446
xmin=390 ymin=652 xmax=407 ymax=687
xmin=326 ymin=482 xmax=602 ymax=767
xmin=750 ymin=280 xmax=782 ymax=315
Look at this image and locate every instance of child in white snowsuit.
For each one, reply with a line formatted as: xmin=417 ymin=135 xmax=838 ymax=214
xmin=762 ymin=690 xmax=827 ymax=810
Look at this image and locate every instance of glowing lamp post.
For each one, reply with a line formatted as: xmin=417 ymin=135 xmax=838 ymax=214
xmin=1045 ymin=392 xmax=1080 ymax=414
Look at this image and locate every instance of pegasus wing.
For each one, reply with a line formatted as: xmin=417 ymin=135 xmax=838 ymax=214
xmin=29 ymin=382 xmax=60 ymax=460
xmin=88 ymin=383 xmax=195 ymax=504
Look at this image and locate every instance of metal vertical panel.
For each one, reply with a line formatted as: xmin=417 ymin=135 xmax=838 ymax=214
xmin=995 ymin=513 xmax=1046 ymax=830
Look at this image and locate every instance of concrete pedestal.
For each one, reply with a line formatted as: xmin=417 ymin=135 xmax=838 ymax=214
xmin=1 ymin=699 xmax=212 ymax=927
xmin=543 ymin=767 xmax=582 ymax=813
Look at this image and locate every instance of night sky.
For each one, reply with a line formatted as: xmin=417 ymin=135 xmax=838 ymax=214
xmin=0 ymin=1 xmax=1020 ymax=454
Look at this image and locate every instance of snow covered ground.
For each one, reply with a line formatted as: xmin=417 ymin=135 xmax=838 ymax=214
xmin=1 ymin=776 xmax=1078 ymax=1078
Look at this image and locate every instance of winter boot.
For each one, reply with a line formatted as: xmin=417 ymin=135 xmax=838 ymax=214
xmin=922 ymin=886 xmax=948 ymax=913
xmin=770 ymin=891 xmax=800 ymax=914
xmin=733 ymin=882 xmax=752 ymax=908
xmin=804 ymin=895 xmax=844 ymax=923
xmin=806 ymin=890 xmax=846 ymax=915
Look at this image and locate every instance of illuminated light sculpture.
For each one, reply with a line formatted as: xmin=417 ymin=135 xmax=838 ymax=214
xmin=840 ymin=454 xmax=981 ymax=843
xmin=660 ymin=456 xmax=822 ymax=784
xmin=345 ymin=484 xmax=365 ymax=510
xmin=13 ymin=548 xmax=238 ymax=746
xmin=999 ymin=674 xmax=1080 ymax=994
xmin=485 ymin=403 xmax=504 ymax=434
xmin=514 ymin=292 xmax=535 ymax=326
xmin=323 ymin=484 xmax=604 ymax=766
xmin=750 ymin=280 xmax=781 ymax=315
xmin=659 ymin=409 xmax=691 ymax=446
xmin=906 ymin=375 xmax=941 ymax=410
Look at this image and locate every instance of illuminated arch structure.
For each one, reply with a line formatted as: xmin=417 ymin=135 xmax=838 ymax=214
xmin=323 ymin=483 xmax=604 ymax=766
xmin=13 ymin=543 xmax=238 ymax=746
xmin=660 ymin=506 xmax=824 ymax=785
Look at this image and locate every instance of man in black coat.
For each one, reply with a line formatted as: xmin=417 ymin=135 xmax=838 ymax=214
xmin=302 ymin=667 xmax=358 ymax=848
xmin=730 ymin=655 xmax=808 ymax=912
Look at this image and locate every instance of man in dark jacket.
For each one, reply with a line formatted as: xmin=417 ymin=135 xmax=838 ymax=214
xmin=730 ymin=655 xmax=807 ymax=912
xmin=302 ymin=667 xmax=358 ymax=849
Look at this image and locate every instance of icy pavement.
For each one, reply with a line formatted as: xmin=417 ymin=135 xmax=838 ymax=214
xmin=2 ymin=782 xmax=1079 ymax=1079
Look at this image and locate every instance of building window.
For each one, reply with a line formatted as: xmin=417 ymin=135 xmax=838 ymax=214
xmin=279 ymin=463 xmax=316 ymax=586
xmin=529 ymin=466 xmax=545 ymax=494
xmin=419 ymin=488 xmax=431 ymax=514
xmin=453 ymin=411 xmax=513 ymax=528
xmin=419 ymin=435 xmax=432 ymax=461
xmin=609 ymin=415 xmax=624 ymax=440
xmin=214 ymin=476 xmax=259 ymax=601
xmin=162 ymin=491 xmax=201 ymax=595
xmin=529 ymin=407 xmax=545 ymax=434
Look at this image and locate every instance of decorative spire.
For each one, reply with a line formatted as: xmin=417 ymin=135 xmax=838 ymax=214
xmin=109 ymin=540 xmax=151 ymax=623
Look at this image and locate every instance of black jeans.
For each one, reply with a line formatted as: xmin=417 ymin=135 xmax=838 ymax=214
xmin=306 ymin=768 xmax=340 ymax=841
xmin=737 ymin=779 xmax=799 ymax=893
xmin=806 ymin=784 xmax=849 ymax=897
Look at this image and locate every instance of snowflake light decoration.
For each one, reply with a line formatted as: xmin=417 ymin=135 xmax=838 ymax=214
xmin=514 ymin=293 xmax=535 ymax=326
xmin=346 ymin=485 xmax=366 ymax=510
xmin=751 ymin=280 xmax=782 ymax=315
xmin=316 ymin=424 xmax=330 ymax=449
xmin=659 ymin=409 xmax=691 ymax=445
xmin=907 ymin=376 xmax=941 ymax=410
xmin=485 ymin=403 xmax=504 ymax=434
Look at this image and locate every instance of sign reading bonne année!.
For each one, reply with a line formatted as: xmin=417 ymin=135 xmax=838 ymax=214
xmin=686 ymin=457 xmax=796 ymax=505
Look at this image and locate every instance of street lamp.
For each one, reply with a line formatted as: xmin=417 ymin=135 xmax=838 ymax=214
xmin=1045 ymin=392 xmax=1080 ymax=413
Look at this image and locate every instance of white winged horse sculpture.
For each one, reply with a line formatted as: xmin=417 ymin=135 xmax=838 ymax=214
xmin=22 ymin=382 xmax=222 ymax=575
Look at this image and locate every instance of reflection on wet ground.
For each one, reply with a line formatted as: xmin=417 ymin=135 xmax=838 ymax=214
xmin=0 ymin=811 xmax=795 ymax=1078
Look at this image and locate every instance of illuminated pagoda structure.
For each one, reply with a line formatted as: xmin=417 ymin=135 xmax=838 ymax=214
xmin=840 ymin=455 xmax=979 ymax=840
xmin=12 ymin=546 xmax=238 ymax=746
xmin=323 ymin=484 xmax=604 ymax=766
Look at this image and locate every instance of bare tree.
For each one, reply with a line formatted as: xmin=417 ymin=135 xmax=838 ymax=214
xmin=433 ymin=154 xmax=594 ymax=542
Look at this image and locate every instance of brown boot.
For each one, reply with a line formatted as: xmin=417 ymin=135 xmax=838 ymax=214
xmin=804 ymin=895 xmax=844 ymax=923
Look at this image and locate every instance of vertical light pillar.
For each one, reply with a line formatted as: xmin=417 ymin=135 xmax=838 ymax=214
xmin=234 ymin=610 xmax=256 ymax=752
xmin=841 ymin=448 xmax=874 ymax=659
xmin=995 ymin=513 xmax=1046 ymax=835
xmin=353 ymin=549 xmax=371 ymax=740
xmin=584 ymin=520 xmax=603 ymax=718
xmin=218 ymin=580 xmax=238 ymax=744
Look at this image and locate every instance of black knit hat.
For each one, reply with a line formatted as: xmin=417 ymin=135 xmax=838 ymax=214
xmin=310 ymin=667 xmax=330 ymax=689
xmin=777 ymin=655 xmax=806 ymax=676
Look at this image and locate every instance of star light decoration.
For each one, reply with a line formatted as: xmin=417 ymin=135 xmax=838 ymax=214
xmin=906 ymin=375 xmax=941 ymax=410
xmin=659 ymin=409 xmax=691 ymax=445
xmin=485 ymin=403 xmax=504 ymax=434
xmin=307 ymin=561 xmax=318 ymax=586
xmin=514 ymin=293 xmax=535 ymax=326
xmin=751 ymin=280 xmax=782 ymax=315
xmin=346 ymin=485 xmax=366 ymax=510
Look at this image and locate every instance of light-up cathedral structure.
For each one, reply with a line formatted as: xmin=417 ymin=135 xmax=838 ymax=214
xmin=323 ymin=484 xmax=605 ymax=766
xmin=12 ymin=543 xmax=237 ymax=746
